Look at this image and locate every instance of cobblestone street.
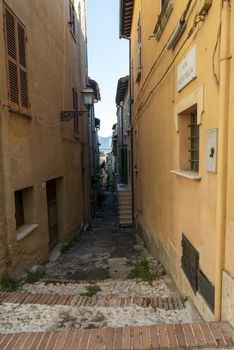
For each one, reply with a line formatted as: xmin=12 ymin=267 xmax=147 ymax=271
xmin=0 ymin=193 xmax=233 ymax=349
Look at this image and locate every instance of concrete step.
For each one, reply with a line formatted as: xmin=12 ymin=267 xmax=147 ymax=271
xmin=119 ymin=210 xmax=132 ymax=218
xmin=118 ymin=202 xmax=132 ymax=206
xmin=119 ymin=206 xmax=132 ymax=211
xmin=118 ymin=192 xmax=132 ymax=198
xmin=119 ymin=212 xmax=132 ymax=217
xmin=119 ymin=207 xmax=132 ymax=214
xmin=119 ymin=221 xmax=133 ymax=227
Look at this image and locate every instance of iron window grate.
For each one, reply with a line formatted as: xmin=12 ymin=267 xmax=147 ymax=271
xmin=188 ymin=111 xmax=199 ymax=172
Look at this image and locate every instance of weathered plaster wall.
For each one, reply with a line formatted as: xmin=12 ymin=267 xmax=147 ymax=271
xmin=0 ymin=0 xmax=89 ymax=276
xmin=131 ymin=0 xmax=222 ymax=319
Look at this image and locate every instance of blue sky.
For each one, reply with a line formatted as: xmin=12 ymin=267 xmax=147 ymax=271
xmin=86 ymin=0 xmax=129 ymax=137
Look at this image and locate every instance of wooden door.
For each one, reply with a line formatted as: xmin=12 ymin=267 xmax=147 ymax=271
xmin=46 ymin=179 xmax=58 ymax=251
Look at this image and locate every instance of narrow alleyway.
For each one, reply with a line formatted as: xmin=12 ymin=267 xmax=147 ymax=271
xmin=45 ymin=192 xmax=140 ymax=281
xmin=0 ymin=193 xmax=233 ymax=349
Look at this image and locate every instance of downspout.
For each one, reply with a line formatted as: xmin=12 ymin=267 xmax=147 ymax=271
xmin=0 ymin=112 xmax=9 ymax=275
xmin=129 ymin=38 xmax=135 ymax=225
xmin=215 ymin=0 xmax=231 ymax=321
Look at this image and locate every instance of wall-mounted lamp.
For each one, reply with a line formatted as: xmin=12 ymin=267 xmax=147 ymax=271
xmin=81 ymin=87 xmax=95 ymax=106
xmin=61 ymin=87 xmax=94 ymax=122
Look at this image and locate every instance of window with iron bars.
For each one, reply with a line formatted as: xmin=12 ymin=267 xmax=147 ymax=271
xmin=188 ymin=111 xmax=199 ymax=172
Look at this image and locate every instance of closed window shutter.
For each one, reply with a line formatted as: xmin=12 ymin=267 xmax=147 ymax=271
xmin=18 ymin=23 xmax=29 ymax=109
xmin=4 ymin=6 xmax=29 ymax=112
xmin=5 ymin=8 xmax=19 ymax=106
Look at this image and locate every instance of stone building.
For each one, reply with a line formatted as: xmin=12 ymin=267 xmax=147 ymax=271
xmin=0 ymin=0 xmax=98 ymax=276
xmin=120 ymin=0 xmax=234 ymax=326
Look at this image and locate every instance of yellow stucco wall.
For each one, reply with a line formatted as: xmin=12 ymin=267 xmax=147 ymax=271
xmin=0 ymin=0 xmax=89 ymax=276
xmin=130 ymin=0 xmax=232 ymax=320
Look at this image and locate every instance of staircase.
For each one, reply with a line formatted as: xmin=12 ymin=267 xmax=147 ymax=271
xmin=117 ymin=184 xmax=133 ymax=227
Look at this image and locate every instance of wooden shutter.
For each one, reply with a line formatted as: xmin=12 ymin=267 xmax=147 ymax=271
xmin=5 ymin=7 xmax=19 ymax=108
xmin=18 ymin=22 xmax=29 ymax=110
xmin=4 ymin=6 xmax=29 ymax=113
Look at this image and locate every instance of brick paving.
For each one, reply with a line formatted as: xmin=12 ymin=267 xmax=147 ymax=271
xmin=0 ymin=292 xmax=185 ymax=310
xmin=0 ymin=322 xmax=233 ymax=349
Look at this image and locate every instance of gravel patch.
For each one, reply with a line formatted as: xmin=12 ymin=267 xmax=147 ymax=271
xmin=21 ymin=278 xmax=179 ymax=298
xmin=0 ymin=302 xmax=195 ymax=334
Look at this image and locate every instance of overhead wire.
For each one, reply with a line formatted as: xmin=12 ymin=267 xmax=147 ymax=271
xmin=135 ymin=0 xmax=195 ymax=106
xmin=138 ymin=15 xmax=203 ymax=113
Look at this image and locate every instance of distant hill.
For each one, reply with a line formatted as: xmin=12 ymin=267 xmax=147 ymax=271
xmin=99 ymin=136 xmax=112 ymax=152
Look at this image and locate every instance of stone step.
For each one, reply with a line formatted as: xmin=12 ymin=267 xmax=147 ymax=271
xmin=0 ymin=322 xmax=233 ymax=349
xmin=119 ymin=213 xmax=132 ymax=218
xmin=119 ymin=217 xmax=133 ymax=222
xmin=119 ymin=222 xmax=133 ymax=227
xmin=119 ymin=212 xmax=132 ymax=218
xmin=119 ymin=198 xmax=132 ymax=207
xmin=118 ymin=203 xmax=132 ymax=208
xmin=117 ymin=190 xmax=131 ymax=195
xmin=119 ymin=210 xmax=132 ymax=214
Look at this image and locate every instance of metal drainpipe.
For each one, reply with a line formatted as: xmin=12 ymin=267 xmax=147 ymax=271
xmin=0 ymin=111 xmax=9 ymax=274
xmin=129 ymin=39 xmax=135 ymax=226
xmin=215 ymin=0 xmax=231 ymax=321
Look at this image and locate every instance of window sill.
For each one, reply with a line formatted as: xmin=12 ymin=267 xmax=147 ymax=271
xmin=170 ymin=170 xmax=201 ymax=181
xmin=9 ymin=108 xmax=32 ymax=119
xmin=16 ymin=224 xmax=38 ymax=241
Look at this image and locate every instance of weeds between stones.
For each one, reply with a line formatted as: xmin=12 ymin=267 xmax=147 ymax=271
xmin=60 ymin=234 xmax=81 ymax=254
xmin=127 ymin=258 xmax=154 ymax=284
xmin=44 ymin=279 xmax=60 ymax=285
xmin=25 ymin=271 xmax=45 ymax=284
xmin=0 ymin=276 xmax=19 ymax=292
xmin=80 ymin=284 xmax=102 ymax=297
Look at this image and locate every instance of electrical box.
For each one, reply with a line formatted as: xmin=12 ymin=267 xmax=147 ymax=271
xmin=206 ymin=128 xmax=217 ymax=173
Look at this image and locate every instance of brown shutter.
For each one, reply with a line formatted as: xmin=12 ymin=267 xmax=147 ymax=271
xmin=4 ymin=6 xmax=29 ymax=113
xmin=18 ymin=23 xmax=29 ymax=110
xmin=4 ymin=8 xmax=19 ymax=107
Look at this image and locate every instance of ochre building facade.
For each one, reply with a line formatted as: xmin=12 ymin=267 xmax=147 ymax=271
xmin=120 ymin=0 xmax=234 ymax=326
xmin=0 ymin=0 xmax=93 ymax=276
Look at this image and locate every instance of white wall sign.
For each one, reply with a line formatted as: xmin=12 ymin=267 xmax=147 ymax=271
xmin=177 ymin=46 xmax=197 ymax=92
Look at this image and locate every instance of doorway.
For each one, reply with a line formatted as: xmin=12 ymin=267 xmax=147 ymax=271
xmin=46 ymin=179 xmax=58 ymax=251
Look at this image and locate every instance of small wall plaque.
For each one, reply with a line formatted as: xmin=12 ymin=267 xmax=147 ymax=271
xmin=177 ymin=45 xmax=197 ymax=92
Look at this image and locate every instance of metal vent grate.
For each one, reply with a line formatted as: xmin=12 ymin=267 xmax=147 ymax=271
xmin=197 ymin=269 xmax=215 ymax=312
xmin=181 ymin=234 xmax=199 ymax=292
